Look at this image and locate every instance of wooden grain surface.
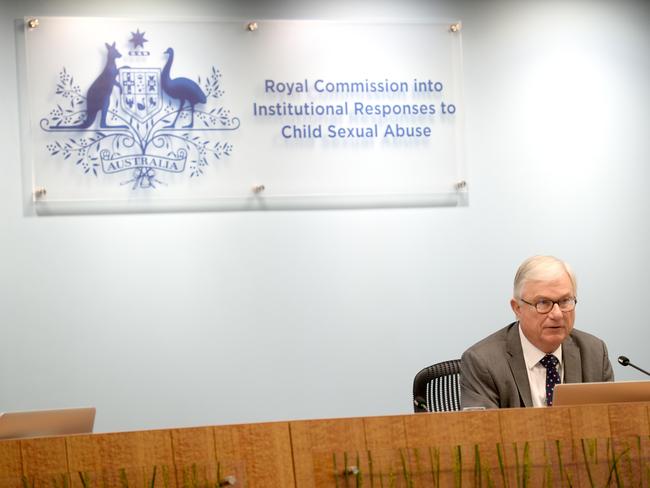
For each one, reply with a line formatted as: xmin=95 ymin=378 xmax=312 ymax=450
xmin=0 ymin=402 xmax=648 ymax=487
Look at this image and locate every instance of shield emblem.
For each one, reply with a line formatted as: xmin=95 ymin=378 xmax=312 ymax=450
xmin=119 ymin=68 xmax=162 ymax=122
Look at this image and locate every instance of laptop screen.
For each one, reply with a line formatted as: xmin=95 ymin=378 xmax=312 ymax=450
xmin=553 ymin=380 xmax=650 ymax=406
xmin=0 ymin=407 xmax=96 ymax=440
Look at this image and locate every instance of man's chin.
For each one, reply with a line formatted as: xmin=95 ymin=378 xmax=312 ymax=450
xmin=541 ymin=331 xmax=567 ymax=351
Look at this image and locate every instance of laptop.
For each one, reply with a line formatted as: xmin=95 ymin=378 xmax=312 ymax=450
xmin=0 ymin=407 xmax=96 ymax=440
xmin=553 ymin=380 xmax=650 ymax=406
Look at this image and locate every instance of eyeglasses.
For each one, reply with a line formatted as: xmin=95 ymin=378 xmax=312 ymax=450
xmin=520 ymin=297 xmax=577 ymax=314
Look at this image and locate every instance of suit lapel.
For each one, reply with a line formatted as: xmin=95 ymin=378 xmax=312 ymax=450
xmin=506 ymin=323 xmax=533 ymax=407
xmin=563 ymin=335 xmax=582 ymax=383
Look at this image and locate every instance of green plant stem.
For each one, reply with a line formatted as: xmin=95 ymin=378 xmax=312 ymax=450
xmin=454 ymin=445 xmax=463 ymax=488
xmin=606 ymin=439 xmax=630 ymax=488
xmin=513 ymin=444 xmax=520 ymax=488
xmin=429 ymin=446 xmax=440 ymax=488
xmin=580 ymin=439 xmax=596 ymax=488
xmin=120 ymin=468 xmax=129 ymax=488
xmin=522 ymin=442 xmax=530 ymax=488
xmin=356 ymin=451 xmax=363 ymax=488
xmin=78 ymin=471 xmax=90 ymax=488
xmin=414 ymin=448 xmax=422 ymax=487
xmin=333 ymin=453 xmax=340 ymax=488
xmin=496 ymin=443 xmax=508 ymax=488
xmin=399 ymin=448 xmax=413 ymax=488
xmin=474 ymin=444 xmax=482 ymax=488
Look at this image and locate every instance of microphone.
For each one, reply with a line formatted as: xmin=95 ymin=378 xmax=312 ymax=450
xmin=618 ymin=355 xmax=650 ymax=377
xmin=413 ymin=396 xmax=430 ymax=412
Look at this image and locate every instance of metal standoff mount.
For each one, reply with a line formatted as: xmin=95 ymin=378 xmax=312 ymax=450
xmin=27 ymin=18 xmax=39 ymax=29
xmin=454 ymin=180 xmax=468 ymax=191
xmin=251 ymin=184 xmax=265 ymax=194
xmin=218 ymin=475 xmax=237 ymax=487
xmin=449 ymin=22 xmax=462 ymax=33
xmin=343 ymin=466 xmax=360 ymax=476
xmin=246 ymin=21 xmax=258 ymax=32
xmin=33 ymin=186 xmax=47 ymax=199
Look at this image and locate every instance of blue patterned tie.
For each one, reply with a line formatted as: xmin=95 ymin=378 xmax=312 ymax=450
xmin=539 ymin=354 xmax=561 ymax=406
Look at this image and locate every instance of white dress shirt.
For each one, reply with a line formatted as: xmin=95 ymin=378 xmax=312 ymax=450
xmin=518 ymin=324 xmax=564 ymax=407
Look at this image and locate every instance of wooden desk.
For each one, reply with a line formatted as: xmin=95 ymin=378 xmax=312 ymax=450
xmin=1 ymin=402 xmax=649 ymax=487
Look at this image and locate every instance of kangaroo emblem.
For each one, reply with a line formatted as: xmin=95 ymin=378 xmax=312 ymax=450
xmin=58 ymin=42 xmax=127 ymax=129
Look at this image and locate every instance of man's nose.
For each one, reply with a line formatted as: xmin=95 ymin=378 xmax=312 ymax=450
xmin=548 ymin=302 xmax=563 ymax=318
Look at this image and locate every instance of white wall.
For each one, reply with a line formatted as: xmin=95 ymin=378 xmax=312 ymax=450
xmin=0 ymin=0 xmax=648 ymax=433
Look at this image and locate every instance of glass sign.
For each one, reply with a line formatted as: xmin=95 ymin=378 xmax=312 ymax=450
xmin=20 ymin=18 xmax=467 ymax=213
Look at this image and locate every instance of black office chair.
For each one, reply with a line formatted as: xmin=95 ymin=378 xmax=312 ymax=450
xmin=412 ymin=359 xmax=461 ymax=412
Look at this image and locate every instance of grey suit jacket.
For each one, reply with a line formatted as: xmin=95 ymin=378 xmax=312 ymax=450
xmin=460 ymin=322 xmax=614 ymax=409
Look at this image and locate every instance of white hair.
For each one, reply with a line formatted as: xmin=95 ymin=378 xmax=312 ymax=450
xmin=513 ymin=255 xmax=577 ymax=299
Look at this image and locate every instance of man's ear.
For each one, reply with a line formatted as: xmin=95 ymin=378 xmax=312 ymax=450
xmin=510 ymin=298 xmax=521 ymax=318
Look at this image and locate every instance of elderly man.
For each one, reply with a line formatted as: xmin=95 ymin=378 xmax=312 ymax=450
xmin=460 ymin=255 xmax=614 ymax=409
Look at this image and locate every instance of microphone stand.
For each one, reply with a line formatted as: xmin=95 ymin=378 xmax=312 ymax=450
xmin=618 ymin=355 xmax=650 ymax=377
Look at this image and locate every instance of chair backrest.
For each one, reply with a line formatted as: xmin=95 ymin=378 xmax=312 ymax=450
xmin=412 ymin=359 xmax=461 ymax=412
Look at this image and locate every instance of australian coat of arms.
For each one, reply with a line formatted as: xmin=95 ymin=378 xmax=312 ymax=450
xmin=40 ymin=28 xmax=240 ymax=189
